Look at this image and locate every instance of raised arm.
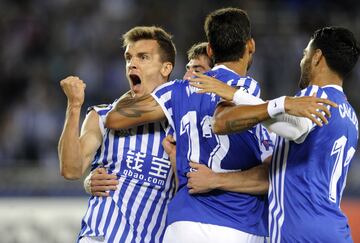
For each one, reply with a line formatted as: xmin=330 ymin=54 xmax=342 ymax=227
xmin=105 ymin=93 xmax=166 ymax=130
xmin=58 ymin=76 xmax=102 ymax=180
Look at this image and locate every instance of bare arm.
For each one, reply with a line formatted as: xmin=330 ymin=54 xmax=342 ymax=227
xmin=186 ymin=157 xmax=271 ymax=195
xmin=190 ymin=73 xmax=337 ymax=137
xmin=58 ymin=76 xmax=102 ymax=180
xmin=213 ymin=101 xmax=269 ymax=134
xmin=105 ymin=94 xmax=166 ymax=130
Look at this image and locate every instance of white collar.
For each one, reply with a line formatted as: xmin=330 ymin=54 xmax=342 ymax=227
xmin=211 ymin=64 xmax=238 ymax=75
xmin=322 ymin=84 xmax=343 ymax=92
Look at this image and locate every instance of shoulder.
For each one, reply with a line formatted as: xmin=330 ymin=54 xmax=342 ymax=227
xmin=87 ymin=103 xmax=112 ymax=116
xmin=296 ymin=85 xmax=327 ymax=98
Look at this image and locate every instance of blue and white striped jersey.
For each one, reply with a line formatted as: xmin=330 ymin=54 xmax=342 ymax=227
xmin=78 ymin=102 xmax=176 ymax=243
xmin=269 ymin=85 xmax=358 ymax=243
xmin=151 ymin=65 xmax=274 ymax=236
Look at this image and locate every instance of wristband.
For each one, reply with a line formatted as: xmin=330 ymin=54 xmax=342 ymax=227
xmin=267 ymin=96 xmax=286 ymax=118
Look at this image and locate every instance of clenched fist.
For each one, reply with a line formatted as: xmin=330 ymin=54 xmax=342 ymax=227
xmin=60 ymin=76 xmax=86 ymax=107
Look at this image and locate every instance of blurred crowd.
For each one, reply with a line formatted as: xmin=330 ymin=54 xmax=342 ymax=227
xmin=1 ymin=0 xmax=360 ymax=196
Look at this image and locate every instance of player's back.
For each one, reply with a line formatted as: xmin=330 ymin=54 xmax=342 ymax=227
xmin=78 ymin=103 xmax=176 ymax=243
xmin=152 ymin=66 xmax=273 ymax=236
xmin=270 ymin=85 xmax=357 ymax=242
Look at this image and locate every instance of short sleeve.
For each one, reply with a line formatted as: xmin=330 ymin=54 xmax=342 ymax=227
xmin=254 ymin=124 xmax=276 ymax=162
xmin=151 ymin=80 xmax=177 ymax=134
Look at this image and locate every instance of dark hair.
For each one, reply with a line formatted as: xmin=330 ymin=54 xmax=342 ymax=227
xmin=204 ymin=8 xmax=251 ymax=63
xmin=187 ymin=42 xmax=214 ymax=68
xmin=122 ymin=26 xmax=176 ymax=67
xmin=311 ymin=26 xmax=360 ymax=78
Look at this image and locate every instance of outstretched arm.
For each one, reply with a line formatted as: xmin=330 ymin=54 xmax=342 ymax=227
xmin=105 ymin=94 xmax=166 ymax=130
xmin=190 ymin=73 xmax=337 ymax=140
xmin=186 ymin=156 xmax=271 ymax=195
xmin=58 ymin=76 xmax=102 ymax=180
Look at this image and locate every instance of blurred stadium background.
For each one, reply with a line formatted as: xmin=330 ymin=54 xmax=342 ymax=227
xmin=1 ymin=0 xmax=360 ymax=242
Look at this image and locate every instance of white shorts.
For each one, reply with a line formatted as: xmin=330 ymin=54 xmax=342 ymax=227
xmin=163 ymin=221 xmax=267 ymax=243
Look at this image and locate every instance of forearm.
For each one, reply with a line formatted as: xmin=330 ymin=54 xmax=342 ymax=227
xmin=105 ymin=94 xmax=164 ymax=129
xmin=213 ymin=102 xmax=270 ymax=134
xmin=213 ymin=163 xmax=269 ymax=195
xmin=58 ymin=105 xmax=84 ymax=180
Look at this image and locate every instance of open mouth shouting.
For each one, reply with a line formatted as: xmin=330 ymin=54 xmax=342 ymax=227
xmin=129 ymin=74 xmax=142 ymax=94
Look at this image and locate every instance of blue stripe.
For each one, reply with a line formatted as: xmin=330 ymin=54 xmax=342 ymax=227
xmin=98 ymin=109 xmax=111 ymax=116
xmin=94 ymin=197 xmax=106 ymax=235
xmin=156 ymin=124 xmax=166 ymax=157
xmin=130 ymin=182 xmax=157 ymax=242
xmin=108 ymin=131 xmax=119 ymax=174
xmin=244 ymin=77 xmax=252 ymax=90
xmin=101 ymin=130 xmax=111 ymax=167
xmin=107 ymin=204 xmax=124 ymax=242
xmin=136 ymin=125 xmax=144 ymax=149
xmin=84 ymin=197 xmax=100 ymax=236
xmin=150 ymin=181 xmax=175 ymax=242
xmin=119 ymin=181 xmax=143 ymax=242
xmin=253 ymin=83 xmax=260 ymax=97
xmin=102 ymin=198 xmax=116 ymax=238
xmin=147 ymin=123 xmax=155 ymax=155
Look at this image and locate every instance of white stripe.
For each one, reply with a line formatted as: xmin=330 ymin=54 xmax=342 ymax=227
xmin=152 ymin=171 xmax=174 ymax=243
xmin=152 ymin=123 xmax=161 ymax=156
xmin=113 ymin=179 xmax=139 ymax=242
xmin=124 ymin=181 xmax=151 ymax=243
xmin=113 ymin=135 xmax=125 ymax=175
xmin=90 ymin=197 xmax=103 ymax=234
xmin=106 ymin=131 xmax=115 ymax=168
xmin=144 ymin=170 xmax=174 ymax=243
xmin=151 ymin=92 xmax=176 ymax=134
xmin=81 ymin=198 xmax=97 ymax=236
xmin=97 ymin=197 xmax=112 ymax=236
xmin=269 ymin=137 xmax=283 ymax=243
xmin=276 ymin=139 xmax=289 ymax=243
xmin=105 ymin=183 xmax=122 ymax=239
xmin=248 ymin=79 xmax=257 ymax=95
xmin=141 ymin=124 xmax=149 ymax=153
xmin=135 ymin=183 xmax=159 ymax=243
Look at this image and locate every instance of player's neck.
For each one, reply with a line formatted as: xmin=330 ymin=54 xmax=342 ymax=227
xmin=216 ymin=61 xmax=248 ymax=76
xmin=310 ymin=70 xmax=343 ymax=87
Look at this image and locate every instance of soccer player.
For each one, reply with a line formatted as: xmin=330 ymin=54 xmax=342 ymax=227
xmin=190 ymin=26 xmax=359 ymax=242
xmin=103 ymin=8 xmax=330 ymax=243
xmin=183 ymin=42 xmax=214 ymax=79
xmin=58 ymin=26 xmax=177 ymax=243
xmin=85 ymin=41 xmax=214 ymax=196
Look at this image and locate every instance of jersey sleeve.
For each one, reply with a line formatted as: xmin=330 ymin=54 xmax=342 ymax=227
xmin=151 ymin=80 xmax=177 ymax=136
xmin=87 ymin=103 xmax=113 ymax=136
xmin=227 ymin=76 xmax=261 ymax=98
xmin=254 ymin=124 xmax=276 ymax=162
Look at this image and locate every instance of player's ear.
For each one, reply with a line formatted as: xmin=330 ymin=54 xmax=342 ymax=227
xmin=312 ymin=49 xmax=322 ymax=66
xmin=161 ymin=62 xmax=173 ymax=77
xmin=247 ymin=38 xmax=255 ymax=55
xmin=207 ymin=43 xmax=214 ymax=59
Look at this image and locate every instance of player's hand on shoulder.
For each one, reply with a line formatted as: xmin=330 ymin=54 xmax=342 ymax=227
xmin=86 ymin=167 xmax=118 ymax=197
xmin=189 ymin=72 xmax=236 ymax=101
xmin=285 ymin=95 xmax=338 ymax=126
xmin=60 ymin=76 xmax=86 ymax=107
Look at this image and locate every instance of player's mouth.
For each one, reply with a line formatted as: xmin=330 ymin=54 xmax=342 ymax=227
xmin=129 ymin=74 xmax=142 ymax=93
